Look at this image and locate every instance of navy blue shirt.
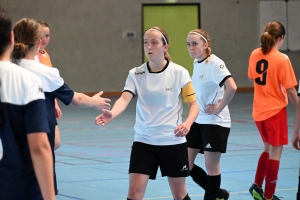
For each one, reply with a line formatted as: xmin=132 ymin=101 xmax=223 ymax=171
xmin=0 ymin=61 xmax=49 ymax=199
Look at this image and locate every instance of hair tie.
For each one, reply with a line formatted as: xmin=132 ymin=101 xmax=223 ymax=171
xmin=188 ymin=31 xmax=208 ymax=43
xmin=147 ymin=28 xmax=168 ymax=44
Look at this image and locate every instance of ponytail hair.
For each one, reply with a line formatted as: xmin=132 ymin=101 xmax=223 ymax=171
xmin=145 ymin=26 xmax=171 ymax=61
xmin=261 ymin=21 xmax=285 ymax=55
xmin=12 ymin=18 xmax=43 ymax=64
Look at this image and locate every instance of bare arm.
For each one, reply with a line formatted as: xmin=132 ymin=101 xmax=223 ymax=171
xmin=71 ymin=91 xmax=111 ymax=111
xmin=27 ymin=132 xmax=55 ymax=200
xmin=292 ymin=96 xmax=300 ymax=150
xmin=206 ymin=77 xmax=237 ymax=114
xmin=287 ymin=87 xmax=298 ymax=109
xmin=174 ymin=101 xmax=199 ymax=137
xmin=95 ymin=92 xmax=133 ymax=125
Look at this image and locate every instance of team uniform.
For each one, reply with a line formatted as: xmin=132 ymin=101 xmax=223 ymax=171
xmin=186 ymin=54 xmax=231 ymax=153
xmin=248 ymin=48 xmax=297 ymax=146
xmin=35 ymin=49 xmax=52 ymax=67
xmin=124 ymin=60 xmax=195 ymax=179
xmin=0 ymin=61 xmax=49 ymax=199
xmin=18 ymin=59 xmax=75 ymax=194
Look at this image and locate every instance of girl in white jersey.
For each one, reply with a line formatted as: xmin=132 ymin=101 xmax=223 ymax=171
xmin=186 ymin=29 xmax=237 ymax=200
xmin=95 ymin=26 xmax=199 ymax=200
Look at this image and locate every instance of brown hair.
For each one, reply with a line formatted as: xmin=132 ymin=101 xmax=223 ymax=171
xmin=12 ymin=18 xmax=43 ymax=64
xmin=145 ymin=26 xmax=171 ymax=61
xmin=261 ymin=21 xmax=285 ymax=55
xmin=37 ymin=21 xmax=50 ymax=28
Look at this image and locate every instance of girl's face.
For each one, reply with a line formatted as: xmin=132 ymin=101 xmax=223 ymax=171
xmin=187 ymin=33 xmax=208 ymax=61
xmin=40 ymin=26 xmax=50 ymax=50
xmin=143 ymin=30 xmax=168 ymax=62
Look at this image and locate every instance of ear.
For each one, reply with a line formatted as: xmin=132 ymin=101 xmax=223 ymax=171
xmin=9 ymin=31 xmax=14 ymax=45
xmin=164 ymin=44 xmax=169 ymax=52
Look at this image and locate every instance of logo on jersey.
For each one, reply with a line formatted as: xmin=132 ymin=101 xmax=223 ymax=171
xmin=135 ymin=71 xmax=145 ymax=75
xmin=199 ymin=74 xmax=205 ymax=80
xmin=166 ymin=86 xmax=174 ymax=92
xmin=219 ymin=64 xmax=224 ymax=69
xmin=38 ymin=86 xmax=43 ymax=94
xmin=205 ymin=143 xmax=212 ymax=148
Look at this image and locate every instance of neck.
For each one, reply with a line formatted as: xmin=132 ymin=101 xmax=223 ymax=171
xmin=148 ymin=59 xmax=167 ymax=72
xmin=24 ymin=49 xmax=38 ymax=60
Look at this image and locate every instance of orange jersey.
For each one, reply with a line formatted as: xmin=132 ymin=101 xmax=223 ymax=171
xmin=37 ymin=49 xmax=52 ymax=67
xmin=248 ymin=48 xmax=297 ymax=121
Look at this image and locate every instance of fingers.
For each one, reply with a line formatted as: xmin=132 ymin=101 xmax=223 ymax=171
xmin=174 ymin=125 xmax=189 ymax=137
xmin=97 ymin=91 xmax=104 ymax=96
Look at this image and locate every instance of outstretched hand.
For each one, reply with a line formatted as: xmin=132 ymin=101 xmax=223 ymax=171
xmin=92 ymin=91 xmax=111 ymax=111
xmin=95 ymin=109 xmax=113 ymax=126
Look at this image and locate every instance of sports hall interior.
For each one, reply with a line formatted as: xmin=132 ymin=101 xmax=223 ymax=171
xmin=3 ymin=0 xmax=300 ymax=199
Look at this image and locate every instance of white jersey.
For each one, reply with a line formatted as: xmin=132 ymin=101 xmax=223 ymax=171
xmin=18 ymin=59 xmax=64 ymax=92
xmin=298 ymin=80 xmax=300 ymax=94
xmin=124 ymin=60 xmax=191 ymax=145
xmin=192 ymin=54 xmax=232 ymax=127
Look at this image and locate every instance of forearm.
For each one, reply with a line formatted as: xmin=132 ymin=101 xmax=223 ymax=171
xmin=71 ymin=92 xmax=93 ymax=108
xmin=29 ymin=136 xmax=55 ymax=200
xmin=184 ymin=101 xmax=199 ymax=126
xmin=218 ymin=87 xmax=236 ymax=112
xmin=287 ymin=87 xmax=298 ymax=109
xmin=294 ymin=98 xmax=300 ymax=135
xmin=110 ymin=97 xmax=131 ymax=118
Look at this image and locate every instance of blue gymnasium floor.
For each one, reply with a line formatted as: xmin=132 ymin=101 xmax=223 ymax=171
xmin=55 ymin=92 xmax=299 ymax=200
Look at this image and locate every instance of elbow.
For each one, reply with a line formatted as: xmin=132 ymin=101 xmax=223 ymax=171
xmin=31 ymin=142 xmax=51 ymax=156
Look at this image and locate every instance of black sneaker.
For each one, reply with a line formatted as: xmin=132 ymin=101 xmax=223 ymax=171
xmin=263 ymin=194 xmax=282 ymax=200
xmin=216 ymin=188 xmax=230 ymax=200
xmin=249 ymin=183 xmax=264 ymax=200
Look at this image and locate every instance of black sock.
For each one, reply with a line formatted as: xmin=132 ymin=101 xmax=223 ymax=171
xmin=189 ymin=164 xmax=208 ymax=189
xmin=183 ymin=193 xmax=191 ymax=200
xmin=204 ymin=174 xmax=221 ymax=200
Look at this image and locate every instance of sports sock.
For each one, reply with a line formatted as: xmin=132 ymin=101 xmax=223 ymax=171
xmin=190 ymin=164 xmax=208 ymax=189
xmin=204 ymin=174 xmax=221 ymax=200
xmin=264 ymin=159 xmax=279 ymax=199
xmin=183 ymin=193 xmax=191 ymax=200
xmin=254 ymin=151 xmax=269 ymax=188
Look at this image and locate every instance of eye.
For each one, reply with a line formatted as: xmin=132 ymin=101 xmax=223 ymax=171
xmin=192 ymin=42 xmax=198 ymax=46
xmin=186 ymin=43 xmax=190 ymax=46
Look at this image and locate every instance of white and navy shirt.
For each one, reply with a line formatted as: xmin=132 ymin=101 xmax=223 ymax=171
xmin=124 ymin=60 xmax=191 ymax=145
xmin=0 ymin=61 xmax=49 ymax=199
xmin=18 ymin=59 xmax=74 ymax=149
xmin=192 ymin=54 xmax=232 ymax=127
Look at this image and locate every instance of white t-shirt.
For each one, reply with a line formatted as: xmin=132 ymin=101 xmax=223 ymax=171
xmin=192 ymin=54 xmax=232 ymax=127
xmin=123 ymin=60 xmax=191 ymax=145
xmin=18 ymin=59 xmax=64 ymax=92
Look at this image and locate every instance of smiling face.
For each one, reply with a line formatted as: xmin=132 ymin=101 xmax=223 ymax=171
xmin=187 ymin=33 xmax=208 ymax=61
xmin=143 ymin=29 xmax=168 ymax=62
xmin=40 ymin=26 xmax=50 ymax=50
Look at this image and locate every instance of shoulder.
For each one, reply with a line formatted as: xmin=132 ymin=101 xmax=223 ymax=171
xmin=129 ymin=63 xmax=146 ymax=75
xmin=208 ymin=54 xmax=226 ymax=69
xmin=168 ymin=61 xmax=189 ymax=73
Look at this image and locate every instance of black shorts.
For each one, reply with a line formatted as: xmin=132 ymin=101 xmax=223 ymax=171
xmin=186 ymin=123 xmax=230 ymax=154
xmin=129 ymin=142 xmax=189 ymax=180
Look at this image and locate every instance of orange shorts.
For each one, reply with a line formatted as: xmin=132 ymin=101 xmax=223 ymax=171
xmin=255 ymin=107 xmax=288 ymax=146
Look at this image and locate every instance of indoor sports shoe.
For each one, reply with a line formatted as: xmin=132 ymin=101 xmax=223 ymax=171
xmin=263 ymin=194 xmax=282 ymax=200
xmin=216 ymin=188 xmax=230 ymax=200
xmin=249 ymin=183 xmax=264 ymax=200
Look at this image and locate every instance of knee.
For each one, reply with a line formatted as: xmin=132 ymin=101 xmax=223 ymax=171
xmin=128 ymin=186 xmax=143 ymax=200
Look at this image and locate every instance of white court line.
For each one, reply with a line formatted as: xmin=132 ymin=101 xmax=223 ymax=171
xmin=142 ymin=188 xmax=297 ymax=199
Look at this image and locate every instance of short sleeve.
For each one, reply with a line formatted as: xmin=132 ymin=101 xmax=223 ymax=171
xmin=123 ymin=72 xmax=136 ymax=96
xmin=24 ymin=99 xmax=50 ymax=134
xmin=53 ymin=84 xmax=75 ymax=105
xmin=180 ymin=68 xmax=192 ymax=89
xmin=212 ymin=62 xmax=231 ymax=87
xmin=279 ymin=57 xmax=297 ymax=89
